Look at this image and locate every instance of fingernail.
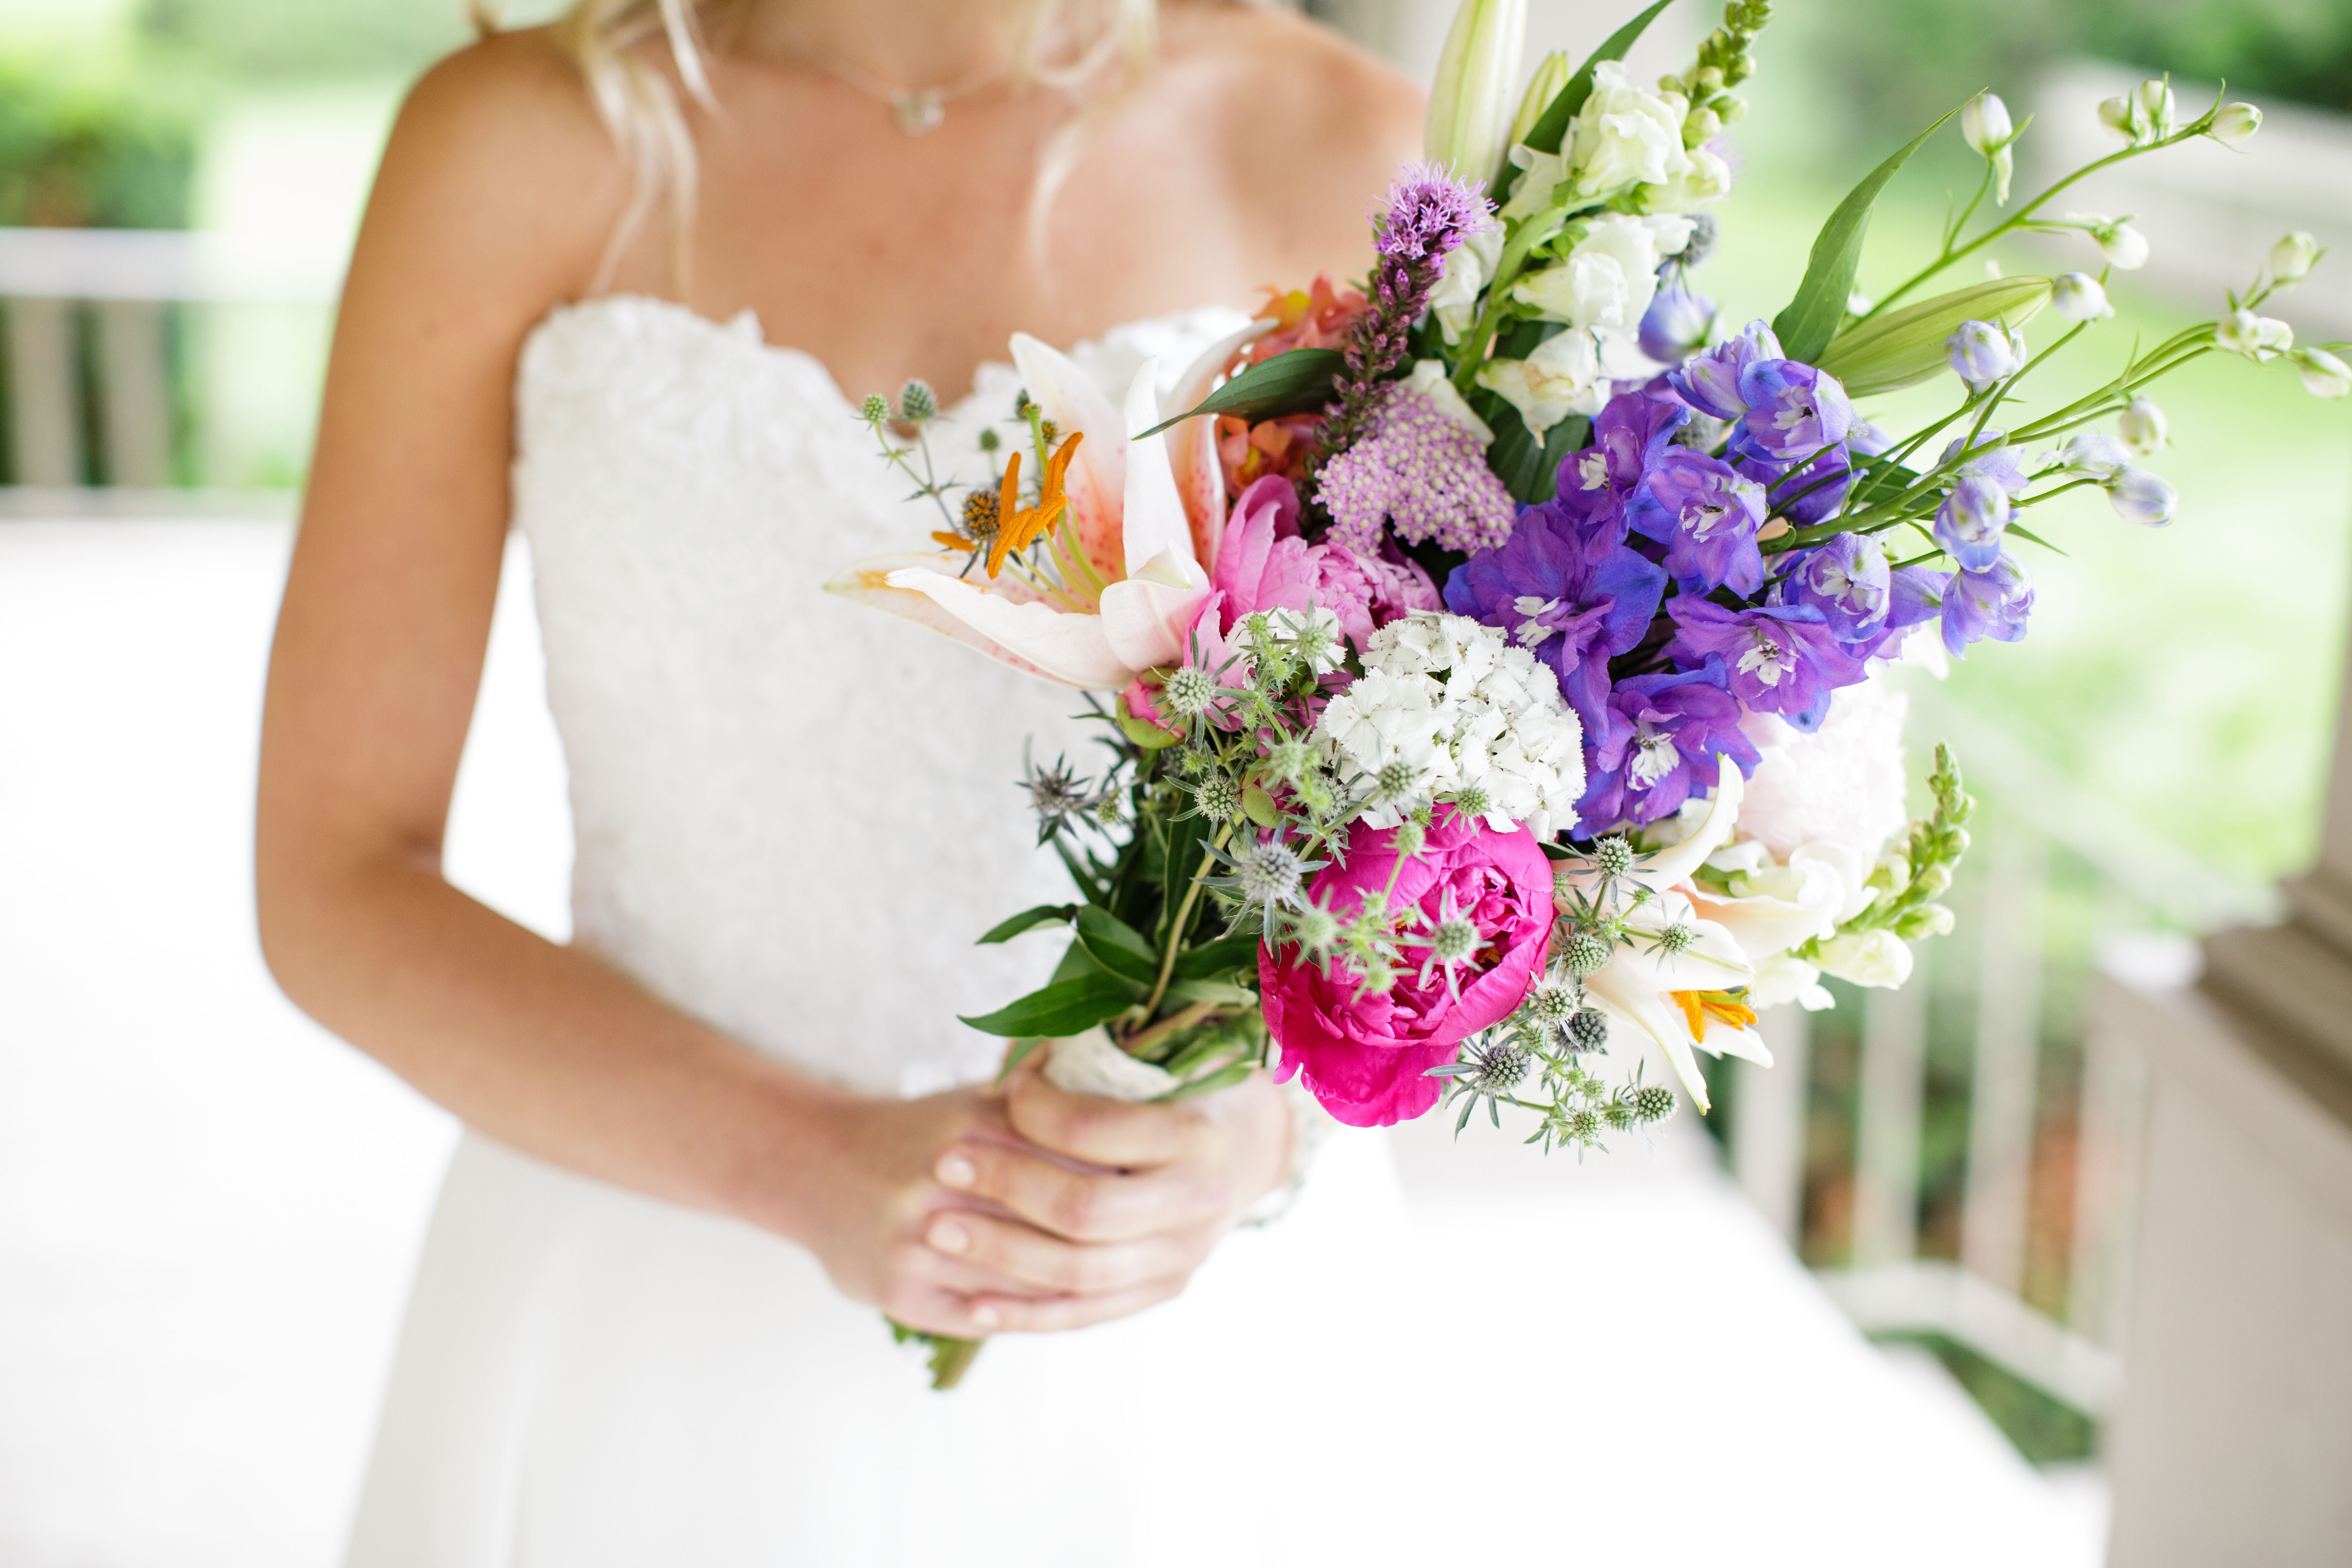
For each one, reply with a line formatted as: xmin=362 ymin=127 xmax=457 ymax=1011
xmin=970 ymin=1303 xmax=1001 ymax=1330
xmin=936 ymin=1152 xmax=977 ymax=1189
xmin=928 ymin=1217 xmax=970 ymax=1254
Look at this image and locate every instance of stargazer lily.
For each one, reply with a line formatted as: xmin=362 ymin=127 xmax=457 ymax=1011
xmin=1561 ymin=756 xmax=1772 ymax=1109
xmin=825 ymin=322 xmax=1272 ymax=691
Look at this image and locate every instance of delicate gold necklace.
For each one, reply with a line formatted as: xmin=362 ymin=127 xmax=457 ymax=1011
xmin=769 ymin=13 xmax=1007 ymax=136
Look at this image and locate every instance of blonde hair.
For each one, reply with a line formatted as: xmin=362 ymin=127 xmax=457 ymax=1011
xmin=477 ymin=0 xmax=1162 ymax=291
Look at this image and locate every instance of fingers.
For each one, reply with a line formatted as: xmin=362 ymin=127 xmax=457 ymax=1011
xmin=924 ymin=1208 xmax=1201 ymax=1297
xmin=935 ymin=1139 xmax=1218 ymax=1244
xmin=1004 ymin=1064 xmax=1214 ymax=1170
xmin=961 ymin=1278 xmax=1187 ymax=1334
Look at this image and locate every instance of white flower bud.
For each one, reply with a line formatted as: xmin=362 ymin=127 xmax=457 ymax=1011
xmin=2217 ymin=308 xmax=2294 ymax=361
xmin=2294 ymin=347 xmax=2352 ymax=401
xmin=2269 ymin=231 xmax=2323 ymax=286
xmin=1814 ymin=929 xmax=1914 ymax=989
xmin=2118 ymin=396 xmax=2166 ymax=456
xmin=2050 ymin=272 xmax=2114 ymax=323
xmin=2208 ymin=101 xmax=2262 ymax=147
xmin=2093 ymin=220 xmax=2149 ymax=270
xmin=1947 ymin=319 xmax=2021 ymax=390
xmin=1425 ymin=0 xmax=1528 ymax=192
xmin=2054 ymin=431 xmax=2129 ymax=480
xmin=2133 ymin=78 xmax=2176 ymax=140
xmin=2105 ymin=466 xmax=2177 ymax=527
xmin=1962 ymin=91 xmax=2013 ymax=156
xmin=2096 ymin=94 xmax=2135 ymax=141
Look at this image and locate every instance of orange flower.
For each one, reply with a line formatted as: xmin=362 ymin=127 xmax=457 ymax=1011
xmin=1670 ymin=989 xmax=1759 ymax=1043
xmin=985 ymin=431 xmax=1086 ymax=579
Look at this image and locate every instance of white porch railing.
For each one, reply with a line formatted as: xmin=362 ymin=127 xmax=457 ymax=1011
xmin=1726 ymin=689 xmax=2276 ymax=1424
xmin=0 ymin=227 xmax=342 ymax=492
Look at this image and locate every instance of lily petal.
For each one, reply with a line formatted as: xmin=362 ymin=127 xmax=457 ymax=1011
xmin=825 ymin=551 xmax=1055 ymax=679
xmin=883 ymin=567 xmax=1135 ymax=690
xmin=1165 ymin=317 xmax=1276 ymax=567
xmin=1584 ymin=963 xmax=1713 ymax=1109
xmin=1099 ymin=553 xmax=1211 ymax=673
xmin=1119 ymin=361 xmax=1199 ymax=580
xmin=1636 ymin=754 xmax=1745 ymax=893
xmin=1010 ymin=334 xmax=1126 ymax=582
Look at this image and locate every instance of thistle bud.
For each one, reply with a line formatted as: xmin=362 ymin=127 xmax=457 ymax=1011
xmin=2050 ymin=272 xmax=2113 ymax=323
xmin=1505 ymin=49 xmax=1570 ymax=152
xmin=2269 ymin=231 xmax=2322 ymax=286
xmin=2294 ymin=347 xmax=2352 ymax=401
xmin=859 ymin=393 xmax=891 ymax=423
xmin=1424 ymin=0 xmax=1527 ymax=193
xmin=896 ymin=379 xmax=938 ymax=422
xmin=2118 ymin=396 xmax=2166 ymax=456
xmin=2208 ymin=101 xmax=2262 ymax=148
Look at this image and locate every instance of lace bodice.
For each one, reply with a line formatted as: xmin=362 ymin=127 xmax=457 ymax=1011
xmin=512 ymin=294 xmax=1251 ymax=1098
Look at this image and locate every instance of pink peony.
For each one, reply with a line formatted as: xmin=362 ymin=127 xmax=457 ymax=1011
xmin=1210 ymin=477 xmax=1442 ymax=652
xmin=1259 ymin=808 xmax=1554 ymax=1127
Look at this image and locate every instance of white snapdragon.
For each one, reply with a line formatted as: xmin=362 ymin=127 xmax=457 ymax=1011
xmin=1474 ymin=328 xmax=1605 ymax=435
xmin=1511 ymin=213 xmax=1691 ymax=334
xmin=1318 ymin=613 xmax=1585 ymax=835
xmin=2051 ymin=271 xmax=2114 ymax=322
xmin=1812 ymin=927 xmax=1915 ymax=988
xmin=2118 ymin=395 xmax=2166 ymax=456
xmin=1427 ymin=226 xmax=1503 ymax=345
xmin=1567 ymin=62 xmax=1696 ymax=197
xmin=2217 ymin=308 xmax=2294 ymax=360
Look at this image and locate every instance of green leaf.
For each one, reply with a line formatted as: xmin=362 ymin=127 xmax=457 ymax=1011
xmin=2004 ymin=521 xmax=2068 ymax=557
xmin=958 ymin=972 xmax=1141 ymax=1038
xmin=1513 ymin=0 xmax=1679 ymax=163
xmin=1114 ymin=710 xmax=1183 ymax=750
xmin=1815 ymin=276 xmax=2052 ymax=396
xmin=991 ymin=1035 xmax=1046 ymax=1086
xmin=1165 ymin=977 xmax=1257 ymax=1009
xmin=1487 ymin=403 xmax=1588 ymax=503
xmin=1174 ymin=931 xmax=1263 ymax=980
xmin=976 ymin=904 xmax=1076 ymax=945
xmin=1240 ymin=780 xmax=1281 ymax=829
xmin=1052 ymin=836 xmax=1108 ymax=907
xmin=1770 ymin=108 xmax=1959 ymax=365
xmin=1072 ymin=905 xmax=1160 ymax=986
xmin=1134 ymin=348 xmax=1345 ymax=438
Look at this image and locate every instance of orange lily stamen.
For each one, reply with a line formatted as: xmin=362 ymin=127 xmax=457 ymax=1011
xmin=1670 ymin=990 xmax=1759 ymax=1042
xmin=985 ymin=451 xmax=1025 ymax=577
xmin=986 ymin=431 xmax=1086 ymax=579
xmin=932 ymin=531 xmax=975 ymax=551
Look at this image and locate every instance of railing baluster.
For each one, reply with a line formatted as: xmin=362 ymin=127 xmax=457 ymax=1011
xmin=1851 ymin=977 xmax=1927 ymax=1267
xmin=1734 ymin=1006 xmax=1812 ymax=1244
xmin=5 ymin=296 xmax=81 ymax=486
xmin=94 ymin=299 xmax=172 ymax=487
xmin=1962 ymin=832 xmax=2046 ymax=1295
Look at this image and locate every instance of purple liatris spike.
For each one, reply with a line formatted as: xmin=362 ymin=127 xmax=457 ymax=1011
xmin=1317 ymin=385 xmax=1516 ymax=556
xmin=1373 ymin=161 xmax=1493 ymax=263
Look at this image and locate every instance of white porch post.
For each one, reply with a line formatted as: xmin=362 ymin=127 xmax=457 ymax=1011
xmin=2098 ymin=567 xmax=2352 ymax=1565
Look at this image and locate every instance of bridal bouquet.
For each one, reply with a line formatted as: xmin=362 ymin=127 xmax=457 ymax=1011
xmin=828 ymin=0 xmax=2343 ymax=1382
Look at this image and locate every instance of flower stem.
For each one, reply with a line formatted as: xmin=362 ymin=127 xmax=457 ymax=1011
xmin=1142 ymin=825 xmax=1232 ymax=1019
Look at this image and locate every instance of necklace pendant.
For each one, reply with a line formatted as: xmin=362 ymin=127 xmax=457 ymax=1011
xmin=891 ymin=89 xmax=945 ymax=136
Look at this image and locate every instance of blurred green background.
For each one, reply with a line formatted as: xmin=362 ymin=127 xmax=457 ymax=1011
xmin=1 ymin=0 xmax=2344 ymax=879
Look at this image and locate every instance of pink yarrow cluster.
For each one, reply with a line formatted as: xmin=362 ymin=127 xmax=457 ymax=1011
xmin=1317 ymin=384 xmax=1518 ymax=557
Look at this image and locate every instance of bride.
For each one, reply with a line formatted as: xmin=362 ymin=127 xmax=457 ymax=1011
xmin=256 ymin=0 xmax=1432 ymax=1561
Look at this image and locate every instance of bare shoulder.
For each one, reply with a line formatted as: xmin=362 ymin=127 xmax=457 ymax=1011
xmin=353 ymin=25 xmax=629 ymax=311
xmin=1159 ymin=5 xmax=1425 ymax=275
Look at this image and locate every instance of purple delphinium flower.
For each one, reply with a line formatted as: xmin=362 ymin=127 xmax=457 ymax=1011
xmin=1846 ymin=563 xmax=1953 ymax=660
xmin=1939 ymin=551 xmax=2034 ymax=657
xmin=1668 ymin=318 xmax=1783 ymax=420
xmin=1316 ymin=164 xmax=1493 ymax=466
xmin=1735 ymin=359 xmax=1855 ymax=462
xmin=1732 ymin=433 xmax=1853 ymax=524
xmin=1779 ymin=531 xmax=1892 ymax=642
xmin=1664 ymin=596 xmax=1871 ymax=718
xmin=1318 ymin=385 xmax=1517 ymax=555
xmin=1933 ymin=472 xmax=2014 ymax=571
xmin=1443 ymin=500 xmax=1668 ymax=732
xmin=1625 ymin=448 xmax=1769 ymax=595
xmin=1639 ymin=282 xmax=1718 ymax=365
xmin=1940 ymin=432 xmax=2030 ymax=495
xmin=1553 ymin=390 xmax=1690 ymax=558
xmin=1578 ymin=666 xmax=1763 ymax=830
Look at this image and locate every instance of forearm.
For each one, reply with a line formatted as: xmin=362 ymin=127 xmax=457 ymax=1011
xmin=258 ymin=845 xmax=851 ymax=1241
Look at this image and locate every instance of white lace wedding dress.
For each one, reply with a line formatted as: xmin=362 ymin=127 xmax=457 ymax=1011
xmin=345 ymin=295 xmax=2098 ymax=1568
xmin=345 ymin=296 xmax=1424 ymax=1567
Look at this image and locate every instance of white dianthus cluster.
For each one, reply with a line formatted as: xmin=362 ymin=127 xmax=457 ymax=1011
xmin=1313 ymin=612 xmax=1585 ymax=837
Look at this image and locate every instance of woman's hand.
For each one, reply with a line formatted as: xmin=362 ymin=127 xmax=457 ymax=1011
xmin=914 ymin=1059 xmax=1294 ymax=1333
